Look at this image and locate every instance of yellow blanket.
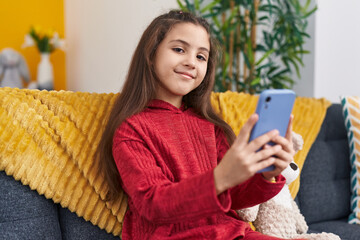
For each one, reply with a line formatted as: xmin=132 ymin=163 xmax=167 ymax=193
xmin=0 ymin=88 xmax=331 ymax=236
xmin=0 ymin=88 xmax=126 ymax=235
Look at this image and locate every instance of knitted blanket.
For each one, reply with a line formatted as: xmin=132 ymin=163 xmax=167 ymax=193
xmin=0 ymin=88 xmax=126 ymax=236
xmin=0 ymin=88 xmax=331 ymax=236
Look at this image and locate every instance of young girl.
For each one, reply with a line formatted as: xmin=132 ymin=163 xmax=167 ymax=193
xmin=97 ymin=10 xmax=303 ymax=240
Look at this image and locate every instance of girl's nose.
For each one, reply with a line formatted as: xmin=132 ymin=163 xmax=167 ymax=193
xmin=183 ymin=55 xmax=196 ymax=68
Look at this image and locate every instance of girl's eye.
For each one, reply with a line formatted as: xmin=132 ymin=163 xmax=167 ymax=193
xmin=197 ymin=55 xmax=207 ymax=61
xmin=173 ymin=48 xmax=184 ymax=53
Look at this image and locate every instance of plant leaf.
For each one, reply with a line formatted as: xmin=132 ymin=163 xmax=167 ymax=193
xmin=176 ymin=0 xmax=187 ymax=11
xmin=242 ymin=52 xmax=251 ymax=70
xmin=247 ymin=38 xmax=254 ymax=64
xmin=302 ymin=6 xmax=317 ymax=18
xmin=251 ymin=77 xmax=261 ymax=86
xmin=194 ymin=0 xmax=200 ymax=11
xmin=201 ymin=0 xmax=221 ymax=13
xmin=256 ymin=48 xmax=275 ymax=66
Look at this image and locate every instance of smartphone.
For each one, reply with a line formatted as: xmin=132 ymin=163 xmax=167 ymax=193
xmin=249 ymin=89 xmax=296 ymax=172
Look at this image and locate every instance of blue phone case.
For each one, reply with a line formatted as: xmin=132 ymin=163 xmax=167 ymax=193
xmin=249 ymin=89 xmax=296 ymax=172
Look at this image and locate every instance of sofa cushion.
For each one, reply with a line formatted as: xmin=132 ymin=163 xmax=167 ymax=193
xmin=297 ymin=104 xmax=351 ymax=224
xmin=340 ymin=96 xmax=360 ymax=224
xmin=0 ymin=171 xmax=62 ymax=239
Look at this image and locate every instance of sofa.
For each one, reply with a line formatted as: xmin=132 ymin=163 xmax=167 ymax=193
xmin=0 ymin=96 xmax=359 ymax=239
xmin=295 ymin=104 xmax=360 ymax=240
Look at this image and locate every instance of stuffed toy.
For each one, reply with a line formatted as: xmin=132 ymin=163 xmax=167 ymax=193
xmin=237 ymin=132 xmax=341 ymax=240
xmin=0 ymin=48 xmax=30 ymax=88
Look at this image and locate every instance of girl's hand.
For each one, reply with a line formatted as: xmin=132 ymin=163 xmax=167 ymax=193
xmin=214 ymin=114 xmax=283 ymax=195
xmin=261 ymin=115 xmax=295 ymax=181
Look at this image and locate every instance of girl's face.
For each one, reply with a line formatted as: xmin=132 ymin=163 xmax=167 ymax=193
xmin=154 ymin=23 xmax=210 ymax=108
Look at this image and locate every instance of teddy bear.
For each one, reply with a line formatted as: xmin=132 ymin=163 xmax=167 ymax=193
xmin=237 ymin=132 xmax=341 ymax=240
xmin=0 ymin=48 xmax=30 ymax=88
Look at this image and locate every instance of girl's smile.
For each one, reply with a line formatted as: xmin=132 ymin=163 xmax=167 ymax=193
xmin=154 ymin=22 xmax=210 ymax=108
xmin=175 ymin=70 xmax=195 ymax=80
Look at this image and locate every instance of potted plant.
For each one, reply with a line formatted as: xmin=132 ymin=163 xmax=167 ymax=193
xmin=177 ymin=0 xmax=317 ymax=93
xmin=22 ymin=26 xmax=65 ymax=90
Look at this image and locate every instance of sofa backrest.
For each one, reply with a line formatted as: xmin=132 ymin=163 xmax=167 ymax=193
xmin=297 ymin=104 xmax=351 ymax=224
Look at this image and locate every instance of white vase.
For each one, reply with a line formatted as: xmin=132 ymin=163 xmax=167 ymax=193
xmin=37 ymin=53 xmax=54 ymax=90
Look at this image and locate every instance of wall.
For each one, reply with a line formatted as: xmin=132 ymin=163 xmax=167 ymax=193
xmin=291 ymin=0 xmax=316 ymax=98
xmin=65 ymin=0 xmax=360 ymax=101
xmin=293 ymin=0 xmax=360 ymax=103
xmin=65 ymin=0 xmax=178 ymax=93
xmin=313 ymin=0 xmax=360 ymax=103
xmin=0 ymin=0 xmax=66 ymax=90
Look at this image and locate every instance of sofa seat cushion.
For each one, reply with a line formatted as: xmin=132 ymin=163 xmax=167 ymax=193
xmin=297 ymin=104 xmax=351 ymax=224
xmin=309 ymin=218 xmax=360 ymax=240
xmin=0 ymin=171 xmax=62 ymax=239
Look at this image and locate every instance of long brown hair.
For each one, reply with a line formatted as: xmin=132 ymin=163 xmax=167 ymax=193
xmin=96 ymin=10 xmax=236 ymax=201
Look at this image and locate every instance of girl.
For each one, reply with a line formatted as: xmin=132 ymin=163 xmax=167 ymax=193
xmin=97 ymin=10 xmax=302 ymax=240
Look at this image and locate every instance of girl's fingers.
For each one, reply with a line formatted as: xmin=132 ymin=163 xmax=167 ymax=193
xmin=262 ymin=158 xmax=289 ymax=178
xmin=258 ymin=143 xmax=293 ymax=178
xmin=274 ymin=157 xmax=292 ymax=172
xmin=254 ymin=157 xmax=276 ymax=173
xmin=272 ymin=135 xmax=294 ymax=155
xmin=272 ymin=149 xmax=293 ymax=164
xmin=235 ymin=114 xmax=282 ymax=152
xmin=253 ymin=144 xmax=282 ymax=162
xmin=234 ymin=114 xmax=259 ymax=148
xmin=246 ymin=130 xmax=279 ymax=153
xmin=285 ymin=114 xmax=294 ymax=142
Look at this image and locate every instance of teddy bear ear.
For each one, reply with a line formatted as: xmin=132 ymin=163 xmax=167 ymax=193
xmin=292 ymin=131 xmax=304 ymax=153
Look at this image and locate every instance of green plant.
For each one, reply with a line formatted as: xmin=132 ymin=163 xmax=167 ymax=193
xmin=22 ymin=25 xmax=65 ymax=53
xmin=177 ymin=0 xmax=317 ymax=93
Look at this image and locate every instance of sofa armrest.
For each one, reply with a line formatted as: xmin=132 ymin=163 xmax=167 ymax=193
xmin=0 ymin=171 xmax=119 ymax=240
xmin=0 ymin=171 xmax=62 ymax=239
